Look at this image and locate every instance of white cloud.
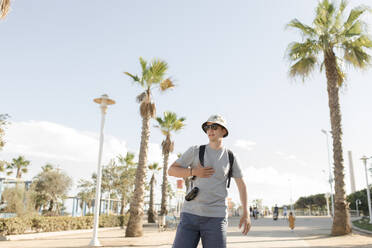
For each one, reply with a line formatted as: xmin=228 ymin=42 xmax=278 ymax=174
xmin=287 ymin=154 xmax=296 ymax=160
xmin=275 ymin=151 xmax=308 ymax=167
xmin=0 ymin=121 xmax=164 ymax=188
xmin=226 ymin=165 xmax=328 ymax=208
xmin=234 ymin=139 xmax=256 ymax=151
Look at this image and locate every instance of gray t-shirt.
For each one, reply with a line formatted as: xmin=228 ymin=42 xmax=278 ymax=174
xmin=176 ymin=144 xmax=244 ymax=217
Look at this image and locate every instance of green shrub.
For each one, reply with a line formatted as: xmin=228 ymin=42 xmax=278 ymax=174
xmin=0 ymin=217 xmax=33 ymax=235
xmin=0 ymin=214 xmax=129 ymax=236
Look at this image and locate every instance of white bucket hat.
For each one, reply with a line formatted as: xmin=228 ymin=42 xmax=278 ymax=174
xmin=202 ymin=114 xmax=229 ymax=138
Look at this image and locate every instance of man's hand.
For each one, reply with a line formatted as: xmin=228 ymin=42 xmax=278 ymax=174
xmin=193 ymin=164 xmax=215 ymax=178
xmin=239 ymin=215 xmax=251 ymax=235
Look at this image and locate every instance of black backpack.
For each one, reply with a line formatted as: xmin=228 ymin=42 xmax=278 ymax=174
xmin=192 ymin=145 xmax=235 ymax=188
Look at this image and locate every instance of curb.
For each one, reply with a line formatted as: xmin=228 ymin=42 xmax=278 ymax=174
xmin=352 ymin=224 xmax=372 ymax=235
xmin=351 ymin=217 xmax=372 ymax=235
xmin=0 ymin=226 xmax=124 ymax=241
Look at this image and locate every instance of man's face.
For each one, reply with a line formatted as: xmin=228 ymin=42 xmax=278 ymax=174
xmin=204 ymin=122 xmax=226 ymax=141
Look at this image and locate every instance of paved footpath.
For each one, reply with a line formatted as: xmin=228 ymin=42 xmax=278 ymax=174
xmin=1 ymin=216 xmax=372 ymax=248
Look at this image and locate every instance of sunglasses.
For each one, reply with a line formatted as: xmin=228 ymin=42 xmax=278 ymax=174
xmin=203 ymin=123 xmax=221 ymax=132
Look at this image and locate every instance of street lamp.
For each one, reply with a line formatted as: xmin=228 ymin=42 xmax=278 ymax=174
xmin=321 ymin=129 xmax=335 ymax=217
xmin=89 ymin=94 xmax=115 ymax=247
xmin=321 ymin=170 xmax=331 ymax=217
xmin=356 ymin=199 xmax=361 ymax=217
xmin=360 ymin=155 xmax=372 ymax=224
xmin=288 ymin=179 xmax=294 ymax=213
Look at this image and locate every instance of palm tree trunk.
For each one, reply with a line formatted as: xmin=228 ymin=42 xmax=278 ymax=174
xmin=148 ymin=174 xmax=156 ymax=223
xmin=160 ymin=139 xmax=170 ymax=216
xmin=48 ymin=199 xmax=54 ymax=212
xmin=120 ymin=198 xmax=125 ymax=215
xmin=16 ymin=168 xmax=21 ymax=179
xmin=125 ymin=115 xmax=150 ymax=237
xmin=184 ymin=177 xmax=191 ymax=192
xmin=324 ymin=50 xmax=351 ymax=235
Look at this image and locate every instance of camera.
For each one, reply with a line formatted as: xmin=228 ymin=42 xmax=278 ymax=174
xmin=185 ymin=187 xmax=199 ymax=201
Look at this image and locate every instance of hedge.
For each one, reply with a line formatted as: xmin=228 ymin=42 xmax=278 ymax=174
xmin=0 ymin=214 xmax=129 ymax=236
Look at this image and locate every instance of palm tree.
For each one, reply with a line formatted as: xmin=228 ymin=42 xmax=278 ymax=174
xmin=124 ymin=57 xmax=175 ymax=237
xmin=41 ymin=164 xmax=54 ymax=172
xmin=177 ymin=152 xmax=191 ymax=192
xmin=286 ymin=0 xmax=371 ymax=235
xmin=7 ymin=156 xmax=30 ymax=179
xmin=147 ymin=162 xmax=162 ymax=223
xmin=116 ymin=153 xmax=137 ymax=215
xmin=0 ymin=160 xmax=6 ymax=173
xmin=0 ymin=0 xmax=10 ymax=19
xmin=155 ymin=112 xmax=185 ymax=216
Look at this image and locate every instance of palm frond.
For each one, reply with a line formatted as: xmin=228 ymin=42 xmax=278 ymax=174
xmin=124 ymin=71 xmax=144 ymax=88
xmin=286 ymin=19 xmax=316 ymax=37
xmin=314 ymin=0 xmax=335 ymax=30
xmin=155 ymin=111 xmax=186 ymax=135
xmin=354 ymin=35 xmax=372 ymax=48
xmin=344 ymin=21 xmax=363 ymax=37
xmin=147 ymin=59 xmax=168 ymax=86
xmin=0 ymin=0 xmax=11 ymax=19
xmin=343 ymin=5 xmax=371 ymax=30
xmin=160 ymin=78 xmax=175 ymax=91
xmin=287 ymin=40 xmax=320 ymax=61
xmin=330 ymin=0 xmax=348 ymax=34
xmin=335 ymin=61 xmax=346 ymax=86
xmin=289 ymin=56 xmax=318 ymax=81
xmin=334 ymin=0 xmax=347 ymax=29
xmin=343 ymin=41 xmax=371 ymax=68
xmin=124 ymin=72 xmax=140 ymax=82
xmin=139 ymin=57 xmax=148 ymax=75
xmin=155 ymin=117 xmax=163 ymax=126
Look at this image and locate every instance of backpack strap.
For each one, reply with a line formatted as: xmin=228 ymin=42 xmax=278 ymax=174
xmin=192 ymin=145 xmax=235 ymax=189
xmin=191 ymin=145 xmax=206 ymax=183
xmin=199 ymin=145 xmax=206 ymax=167
xmin=227 ymin=149 xmax=234 ymax=188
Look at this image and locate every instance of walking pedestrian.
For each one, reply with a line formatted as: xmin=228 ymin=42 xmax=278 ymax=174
xmin=283 ymin=206 xmax=288 ymax=219
xmin=288 ymin=212 xmax=295 ymax=231
xmin=168 ymin=114 xmax=251 ymax=248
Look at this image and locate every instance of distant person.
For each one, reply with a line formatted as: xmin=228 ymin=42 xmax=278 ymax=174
xmin=273 ymin=204 xmax=279 ymax=221
xmin=288 ymin=212 xmax=295 ymax=231
xmin=168 ymin=114 xmax=251 ymax=248
xmin=249 ymin=206 xmax=253 ymax=217
xmin=283 ymin=206 xmax=288 ymax=219
xmin=253 ymin=207 xmax=258 ymax=219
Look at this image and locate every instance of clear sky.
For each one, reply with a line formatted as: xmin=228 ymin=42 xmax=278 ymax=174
xmin=1 ymin=0 xmax=372 ymax=208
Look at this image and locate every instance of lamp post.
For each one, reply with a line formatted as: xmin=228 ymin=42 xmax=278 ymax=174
xmin=355 ymin=199 xmax=361 ymax=217
xmin=361 ymin=155 xmax=372 ymax=224
xmin=321 ymin=129 xmax=335 ymax=217
xmin=89 ymin=94 xmax=115 ymax=247
xmin=288 ymin=179 xmax=294 ymax=213
xmin=321 ymin=169 xmax=331 ymax=217
xmin=325 ymin=192 xmax=331 ymax=217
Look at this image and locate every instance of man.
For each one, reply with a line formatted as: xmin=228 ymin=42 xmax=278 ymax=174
xmin=273 ymin=204 xmax=279 ymax=221
xmin=168 ymin=114 xmax=251 ymax=248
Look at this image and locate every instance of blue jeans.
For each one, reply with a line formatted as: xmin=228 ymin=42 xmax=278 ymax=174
xmin=172 ymin=212 xmax=227 ymax=248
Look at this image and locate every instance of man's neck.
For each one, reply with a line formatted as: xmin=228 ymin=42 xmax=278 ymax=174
xmin=208 ymin=140 xmax=223 ymax=150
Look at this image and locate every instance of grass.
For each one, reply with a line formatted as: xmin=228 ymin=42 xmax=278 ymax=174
xmin=353 ymin=217 xmax=372 ymax=231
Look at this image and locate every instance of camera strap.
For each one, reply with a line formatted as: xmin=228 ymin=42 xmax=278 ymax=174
xmin=190 ymin=145 xmax=234 ymax=188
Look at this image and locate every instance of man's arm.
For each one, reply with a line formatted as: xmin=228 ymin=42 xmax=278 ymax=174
xmin=235 ymin=177 xmax=251 ymax=235
xmin=168 ymin=162 xmax=192 ymax=178
xmin=168 ymin=162 xmax=215 ymax=178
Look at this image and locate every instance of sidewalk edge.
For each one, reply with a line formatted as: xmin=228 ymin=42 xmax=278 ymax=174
xmin=0 ymin=226 xmax=124 ymax=241
xmin=351 ymin=218 xmax=372 ymax=235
